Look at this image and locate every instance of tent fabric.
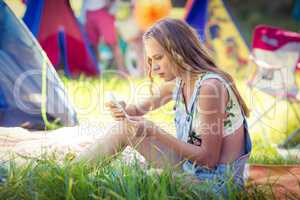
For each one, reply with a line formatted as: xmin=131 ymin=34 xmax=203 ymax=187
xmin=22 ymin=0 xmax=44 ymax=36
xmin=0 ymin=0 xmax=78 ymax=128
xmin=23 ymin=0 xmax=99 ymax=77
xmin=184 ymin=0 xmax=250 ymax=73
xmin=184 ymin=0 xmax=208 ymax=42
xmin=58 ymin=29 xmax=71 ymax=77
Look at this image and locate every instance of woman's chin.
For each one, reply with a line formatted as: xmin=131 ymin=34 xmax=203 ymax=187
xmin=161 ymin=78 xmax=171 ymax=82
xmin=163 ymin=75 xmax=176 ymax=82
xmin=157 ymin=74 xmax=175 ymax=81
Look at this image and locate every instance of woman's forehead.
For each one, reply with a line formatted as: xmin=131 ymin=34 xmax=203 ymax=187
xmin=144 ymin=38 xmax=165 ymax=56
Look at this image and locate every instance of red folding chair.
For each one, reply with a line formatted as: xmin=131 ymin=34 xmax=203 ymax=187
xmin=248 ymin=25 xmax=300 ymax=148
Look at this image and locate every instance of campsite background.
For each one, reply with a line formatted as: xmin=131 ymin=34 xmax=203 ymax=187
xmin=6 ymin=0 xmax=298 ymax=160
xmin=1 ymin=0 xmax=300 ymax=199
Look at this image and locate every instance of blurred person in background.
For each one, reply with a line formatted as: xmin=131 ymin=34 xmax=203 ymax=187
xmin=114 ymin=0 xmax=145 ymax=77
xmin=83 ymin=0 xmax=128 ymax=75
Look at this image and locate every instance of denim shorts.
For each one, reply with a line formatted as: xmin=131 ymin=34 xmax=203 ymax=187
xmin=182 ymin=153 xmax=248 ymax=196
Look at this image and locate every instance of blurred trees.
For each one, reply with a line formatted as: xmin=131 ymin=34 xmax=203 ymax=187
xmin=228 ymin=0 xmax=295 ymax=16
xmin=227 ymin=0 xmax=299 ymax=43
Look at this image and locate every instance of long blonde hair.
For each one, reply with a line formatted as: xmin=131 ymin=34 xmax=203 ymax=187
xmin=143 ymin=18 xmax=249 ymax=117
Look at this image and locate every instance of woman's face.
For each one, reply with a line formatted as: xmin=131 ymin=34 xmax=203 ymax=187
xmin=144 ymin=37 xmax=176 ymax=81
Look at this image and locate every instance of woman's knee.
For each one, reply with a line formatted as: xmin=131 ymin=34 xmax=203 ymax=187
xmin=108 ymin=120 xmax=140 ymax=143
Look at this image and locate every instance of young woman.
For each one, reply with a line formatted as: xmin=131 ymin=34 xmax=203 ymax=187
xmin=77 ymin=18 xmax=252 ymax=193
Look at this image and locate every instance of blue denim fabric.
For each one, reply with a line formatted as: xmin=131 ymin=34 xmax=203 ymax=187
xmin=181 ymin=120 xmax=252 ymax=194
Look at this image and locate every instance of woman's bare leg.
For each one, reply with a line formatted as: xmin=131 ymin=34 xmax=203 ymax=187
xmin=130 ymin=136 xmax=182 ymax=169
xmin=75 ymin=121 xmax=134 ymax=163
xmin=76 ymin=120 xmax=182 ymax=169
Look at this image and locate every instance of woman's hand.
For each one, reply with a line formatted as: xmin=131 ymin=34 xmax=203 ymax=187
xmin=105 ymin=101 xmax=159 ymax=137
xmin=112 ymin=117 xmax=158 ymax=138
xmin=105 ymin=100 xmax=127 ymax=121
xmin=135 ymin=119 xmax=158 ymax=137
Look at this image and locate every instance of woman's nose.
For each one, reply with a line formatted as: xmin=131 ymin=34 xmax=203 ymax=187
xmin=152 ymin=64 xmax=160 ymax=71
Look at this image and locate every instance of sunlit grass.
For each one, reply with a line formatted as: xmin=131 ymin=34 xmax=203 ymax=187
xmin=0 ymin=154 xmax=282 ymax=200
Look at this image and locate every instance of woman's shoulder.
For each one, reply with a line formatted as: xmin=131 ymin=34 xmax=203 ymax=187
xmin=199 ymin=78 xmax=228 ymax=100
xmin=200 ymin=72 xmax=228 ymax=91
xmin=196 ymin=73 xmax=229 ymax=109
xmin=201 ymin=72 xmax=224 ymax=81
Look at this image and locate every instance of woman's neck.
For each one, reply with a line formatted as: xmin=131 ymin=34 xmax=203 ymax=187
xmin=180 ymin=73 xmax=200 ymax=97
xmin=181 ymin=72 xmax=201 ymax=86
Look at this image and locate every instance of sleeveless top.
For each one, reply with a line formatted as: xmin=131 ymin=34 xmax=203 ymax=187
xmin=172 ymin=72 xmax=252 ymax=193
xmin=172 ymin=72 xmax=244 ymax=143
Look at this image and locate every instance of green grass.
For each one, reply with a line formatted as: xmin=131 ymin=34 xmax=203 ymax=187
xmin=0 ymin=154 xmax=283 ymax=200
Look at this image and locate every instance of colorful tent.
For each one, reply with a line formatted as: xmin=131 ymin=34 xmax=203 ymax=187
xmin=0 ymin=0 xmax=78 ymax=129
xmin=23 ymin=0 xmax=99 ymax=77
xmin=185 ymin=0 xmax=208 ymax=41
xmin=185 ymin=0 xmax=250 ymax=74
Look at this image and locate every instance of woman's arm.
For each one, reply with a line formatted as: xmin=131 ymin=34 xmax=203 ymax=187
xmin=125 ymin=80 xmax=176 ymax=116
xmin=146 ymin=79 xmax=228 ymax=168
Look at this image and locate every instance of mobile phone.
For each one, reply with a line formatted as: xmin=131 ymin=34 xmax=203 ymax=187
xmin=107 ymin=92 xmax=123 ymax=109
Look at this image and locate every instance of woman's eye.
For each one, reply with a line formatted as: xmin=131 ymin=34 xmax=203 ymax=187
xmin=154 ymin=55 xmax=163 ymax=60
